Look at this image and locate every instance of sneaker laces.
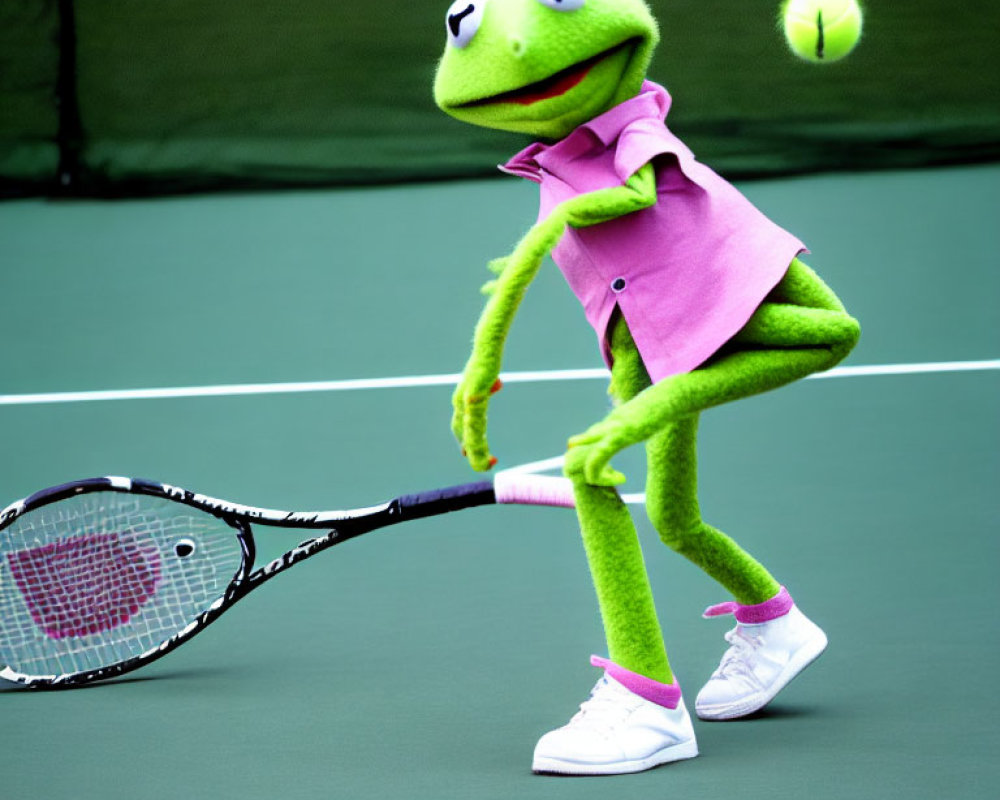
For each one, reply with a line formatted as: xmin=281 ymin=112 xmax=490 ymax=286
xmin=712 ymin=627 xmax=767 ymax=690
xmin=566 ymin=677 xmax=639 ymax=733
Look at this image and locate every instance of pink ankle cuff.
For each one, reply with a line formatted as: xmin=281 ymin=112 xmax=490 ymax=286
xmin=702 ymin=586 xmax=794 ymax=624
xmin=590 ymin=655 xmax=681 ymax=709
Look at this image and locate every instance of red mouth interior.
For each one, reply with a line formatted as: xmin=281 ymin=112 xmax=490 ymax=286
xmin=462 ymin=46 xmax=620 ymax=108
xmin=505 ymin=59 xmax=596 ymax=106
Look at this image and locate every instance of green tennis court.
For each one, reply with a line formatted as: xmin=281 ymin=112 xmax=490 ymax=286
xmin=2 ymin=163 xmax=997 ymax=800
xmin=2 ymin=1 xmax=999 ymax=798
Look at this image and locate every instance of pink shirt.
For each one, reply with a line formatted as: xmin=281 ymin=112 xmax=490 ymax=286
xmin=500 ymin=81 xmax=805 ymax=382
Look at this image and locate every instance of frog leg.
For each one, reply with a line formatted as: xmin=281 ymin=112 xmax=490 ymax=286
xmin=566 ymin=331 xmax=674 ymax=684
xmin=598 ymin=259 xmax=859 ymax=604
xmin=645 ymin=414 xmax=781 ymax=604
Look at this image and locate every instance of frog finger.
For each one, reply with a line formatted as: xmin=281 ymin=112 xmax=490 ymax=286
xmin=451 ymin=387 xmax=467 ymax=445
xmin=562 ymin=443 xmax=588 ymax=482
xmin=585 ymin=451 xmax=627 ymax=486
xmin=567 ymin=430 xmax=601 ymax=448
xmin=462 ymin=394 xmax=494 ymax=471
xmin=564 ymin=442 xmax=625 ymax=486
xmin=567 ymin=418 xmax=620 ymax=449
xmin=486 ymin=257 xmax=509 ymax=276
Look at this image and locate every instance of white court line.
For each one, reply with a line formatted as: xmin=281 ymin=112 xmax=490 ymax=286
xmin=497 ymin=358 xmax=1000 ymax=506
xmin=499 ymin=455 xmax=569 ymax=475
xmin=0 ymin=359 xmax=997 ymax=407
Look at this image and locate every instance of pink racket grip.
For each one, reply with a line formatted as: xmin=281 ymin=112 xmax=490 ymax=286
xmin=493 ymin=473 xmax=576 ymax=508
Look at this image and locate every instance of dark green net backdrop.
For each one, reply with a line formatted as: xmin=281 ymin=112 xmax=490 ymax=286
xmin=1 ymin=1 xmax=998 ymax=196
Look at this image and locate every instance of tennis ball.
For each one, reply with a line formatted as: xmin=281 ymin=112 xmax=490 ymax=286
xmin=782 ymin=0 xmax=863 ymax=63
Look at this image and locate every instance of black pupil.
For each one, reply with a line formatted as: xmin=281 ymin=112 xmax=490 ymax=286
xmin=175 ymin=541 xmax=195 ymax=558
xmin=449 ymin=4 xmax=475 ymax=37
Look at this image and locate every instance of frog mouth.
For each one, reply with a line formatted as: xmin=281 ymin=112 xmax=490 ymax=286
xmin=458 ymin=40 xmax=636 ymax=108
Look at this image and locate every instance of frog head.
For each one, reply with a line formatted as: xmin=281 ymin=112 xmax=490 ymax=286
xmin=434 ymin=0 xmax=659 ymax=140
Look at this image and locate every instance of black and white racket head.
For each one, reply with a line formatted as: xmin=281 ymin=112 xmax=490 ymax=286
xmin=0 ymin=477 xmax=252 ymax=687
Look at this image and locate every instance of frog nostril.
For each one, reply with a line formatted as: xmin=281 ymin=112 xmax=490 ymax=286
xmin=510 ymin=37 xmax=525 ymax=57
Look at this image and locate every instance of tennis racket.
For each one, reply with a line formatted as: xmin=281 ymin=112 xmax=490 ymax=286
xmin=0 ymin=472 xmax=575 ymax=688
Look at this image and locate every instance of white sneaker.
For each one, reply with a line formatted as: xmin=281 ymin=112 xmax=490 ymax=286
xmin=695 ymin=601 xmax=828 ymax=721
xmin=532 ymin=658 xmax=698 ymax=775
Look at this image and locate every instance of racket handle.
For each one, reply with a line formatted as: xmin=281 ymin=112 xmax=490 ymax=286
xmin=395 ymin=481 xmax=496 ymax=522
xmin=393 ymin=473 xmax=576 ymax=522
xmin=493 ymin=473 xmax=575 ymax=508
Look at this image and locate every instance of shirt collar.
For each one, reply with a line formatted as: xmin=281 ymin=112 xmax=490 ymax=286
xmin=499 ymin=81 xmax=672 ymax=180
xmin=583 ymin=81 xmax=671 ymax=146
xmin=498 ymin=141 xmax=547 ymax=181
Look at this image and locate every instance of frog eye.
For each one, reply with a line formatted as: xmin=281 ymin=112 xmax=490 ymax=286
xmin=446 ymin=0 xmax=487 ymax=49
xmin=535 ymin=0 xmax=585 ymax=11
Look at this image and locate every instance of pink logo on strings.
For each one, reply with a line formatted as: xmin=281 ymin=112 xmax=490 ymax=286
xmin=8 ymin=531 xmax=162 ymax=640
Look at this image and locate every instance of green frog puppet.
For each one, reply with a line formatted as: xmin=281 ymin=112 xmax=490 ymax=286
xmin=433 ymin=0 xmax=859 ymax=775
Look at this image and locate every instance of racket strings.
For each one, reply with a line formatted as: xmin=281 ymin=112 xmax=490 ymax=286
xmin=0 ymin=493 xmax=243 ymax=679
xmin=9 ymin=529 xmax=163 ymax=638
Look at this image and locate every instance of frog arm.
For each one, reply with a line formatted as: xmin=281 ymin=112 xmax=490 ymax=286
xmin=451 ymin=208 xmax=566 ymax=471
xmin=563 ymin=160 xmax=659 ymax=227
xmin=454 ymin=162 xmax=659 ymax=471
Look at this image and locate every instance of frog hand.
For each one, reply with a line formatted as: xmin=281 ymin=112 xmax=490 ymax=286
xmin=486 ymin=256 xmax=509 ymax=276
xmin=480 ymin=257 xmax=511 ymax=296
xmin=564 ymin=417 xmax=633 ymax=487
xmin=451 ymin=372 xmax=503 ymax=471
